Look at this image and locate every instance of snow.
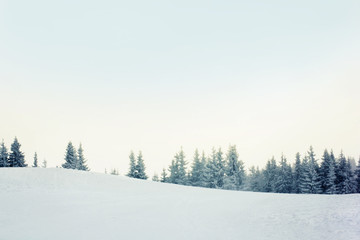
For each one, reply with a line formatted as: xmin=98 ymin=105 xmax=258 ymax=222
xmin=0 ymin=168 xmax=359 ymax=240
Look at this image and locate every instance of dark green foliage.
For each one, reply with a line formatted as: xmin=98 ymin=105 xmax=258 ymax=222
xmin=8 ymin=137 xmax=27 ymax=167
xmin=0 ymin=140 xmax=9 ymax=167
xmin=62 ymin=142 xmax=77 ymax=169
xmin=336 ymin=152 xmax=357 ymax=194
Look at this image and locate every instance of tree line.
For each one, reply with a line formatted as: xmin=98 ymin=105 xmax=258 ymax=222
xmin=0 ymin=138 xmax=88 ymax=171
xmin=127 ymin=145 xmax=360 ymax=194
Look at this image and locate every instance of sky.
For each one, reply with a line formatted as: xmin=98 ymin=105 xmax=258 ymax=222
xmin=0 ymin=0 xmax=360 ymax=175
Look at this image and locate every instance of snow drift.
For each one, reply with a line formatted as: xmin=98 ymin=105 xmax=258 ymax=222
xmin=0 ymin=168 xmax=359 ymax=240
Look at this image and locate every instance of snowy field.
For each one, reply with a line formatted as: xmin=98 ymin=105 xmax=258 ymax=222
xmin=0 ymin=168 xmax=359 ymax=240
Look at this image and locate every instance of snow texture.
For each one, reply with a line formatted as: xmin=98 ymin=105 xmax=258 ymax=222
xmin=0 ymin=168 xmax=359 ymax=240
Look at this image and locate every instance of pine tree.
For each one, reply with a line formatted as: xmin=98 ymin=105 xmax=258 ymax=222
xmin=8 ymin=137 xmax=27 ymax=167
xmin=304 ymin=146 xmax=321 ymax=194
xmin=62 ymin=142 xmax=77 ymax=169
xmin=110 ymin=168 xmax=119 ymax=175
xmin=275 ymin=154 xmax=293 ymax=193
xmin=33 ymin=152 xmax=38 ymax=167
xmin=168 ymin=148 xmax=187 ymax=185
xmin=0 ymin=140 xmax=9 ymax=167
xmin=320 ymin=149 xmax=336 ymax=194
xmin=127 ymin=151 xmax=136 ymax=178
xmin=336 ymin=152 xmax=356 ymax=194
xmin=355 ymin=157 xmax=360 ymax=193
xmin=135 ymin=151 xmax=147 ymax=179
xmin=293 ymin=152 xmax=302 ymax=193
xmin=224 ymin=145 xmax=245 ymax=190
xmin=205 ymin=148 xmax=219 ymax=188
xmin=247 ymin=166 xmax=263 ymax=192
xmin=42 ymin=159 xmax=47 ymax=168
xmin=77 ymin=144 xmax=89 ymax=171
xmin=160 ymin=168 xmax=167 ymax=183
xmin=152 ymin=173 xmax=160 ymax=182
xmin=190 ymin=149 xmax=206 ymax=187
xmin=263 ymin=157 xmax=277 ymax=192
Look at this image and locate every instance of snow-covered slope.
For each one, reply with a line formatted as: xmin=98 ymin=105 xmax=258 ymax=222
xmin=0 ymin=168 xmax=359 ymax=240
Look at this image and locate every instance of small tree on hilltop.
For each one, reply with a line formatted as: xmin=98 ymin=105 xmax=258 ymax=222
xmin=77 ymin=144 xmax=89 ymax=171
xmin=62 ymin=142 xmax=77 ymax=169
xmin=33 ymin=152 xmax=38 ymax=167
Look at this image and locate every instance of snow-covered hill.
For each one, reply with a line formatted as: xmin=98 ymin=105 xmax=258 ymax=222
xmin=0 ymin=168 xmax=359 ymax=240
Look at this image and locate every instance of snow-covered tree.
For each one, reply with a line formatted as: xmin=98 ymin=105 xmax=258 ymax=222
xmin=0 ymin=140 xmax=9 ymax=167
xmin=247 ymin=166 xmax=263 ymax=192
xmin=336 ymin=152 xmax=356 ymax=194
xmin=77 ymin=144 xmax=89 ymax=171
xmin=293 ymin=152 xmax=302 ymax=193
xmin=160 ymin=168 xmax=167 ymax=183
xmin=152 ymin=173 xmax=160 ymax=182
xmin=135 ymin=151 xmax=147 ymax=179
xmin=42 ymin=159 xmax=47 ymax=168
xmin=168 ymin=148 xmax=187 ymax=185
xmin=320 ymin=149 xmax=336 ymax=194
xmin=224 ymin=145 xmax=245 ymax=190
xmin=127 ymin=151 xmax=136 ymax=178
xmin=8 ymin=137 xmax=27 ymax=167
xmin=355 ymin=157 xmax=360 ymax=193
xmin=189 ymin=149 xmax=206 ymax=187
xmin=33 ymin=152 xmax=38 ymax=167
xmin=275 ymin=154 xmax=293 ymax=193
xmin=300 ymin=147 xmax=321 ymax=194
xmin=62 ymin=142 xmax=77 ymax=169
xmin=263 ymin=157 xmax=277 ymax=192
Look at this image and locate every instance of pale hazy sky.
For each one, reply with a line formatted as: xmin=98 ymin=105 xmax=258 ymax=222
xmin=1 ymin=0 xmax=359 ymax=175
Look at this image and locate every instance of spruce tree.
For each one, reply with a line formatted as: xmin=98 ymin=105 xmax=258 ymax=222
xmin=247 ymin=166 xmax=263 ymax=192
xmin=306 ymin=147 xmax=321 ymax=193
xmin=62 ymin=142 xmax=77 ymax=169
xmin=160 ymin=168 xmax=168 ymax=183
xmin=8 ymin=137 xmax=27 ymax=167
xmin=0 ymin=140 xmax=9 ymax=167
xmin=190 ymin=149 xmax=206 ymax=187
xmin=152 ymin=173 xmax=160 ymax=182
xmin=293 ymin=152 xmax=302 ymax=193
xmin=33 ymin=152 xmax=38 ymax=167
xmin=336 ymin=152 xmax=356 ymax=194
xmin=355 ymin=157 xmax=360 ymax=193
xmin=168 ymin=148 xmax=187 ymax=185
xmin=42 ymin=159 xmax=47 ymax=168
xmin=275 ymin=154 xmax=293 ymax=193
xmin=135 ymin=151 xmax=147 ymax=179
xmin=320 ymin=149 xmax=336 ymax=194
xmin=206 ymin=148 xmax=219 ymax=188
xmin=77 ymin=144 xmax=89 ymax=171
xmin=263 ymin=157 xmax=277 ymax=192
xmin=126 ymin=151 xmax=136 ymax=178
xmin=224 ymin=145 xmax=245 ymax=190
